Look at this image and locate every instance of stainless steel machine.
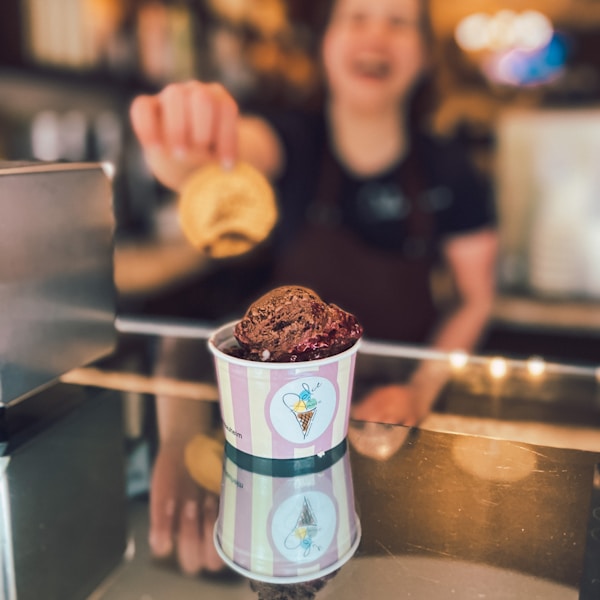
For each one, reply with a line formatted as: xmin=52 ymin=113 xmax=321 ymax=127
xmin=0 ymin=161 xmax=117 ymax=406
xmin=0 ymin=162 xmax=125 ymax=600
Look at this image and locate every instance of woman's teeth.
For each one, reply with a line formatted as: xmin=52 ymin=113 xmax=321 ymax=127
xmin=353 ymin=58 xmax=390 ymax=78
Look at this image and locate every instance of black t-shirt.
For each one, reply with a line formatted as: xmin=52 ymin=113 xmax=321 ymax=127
xmin=265 ymin=111 xmax=496 ymax=254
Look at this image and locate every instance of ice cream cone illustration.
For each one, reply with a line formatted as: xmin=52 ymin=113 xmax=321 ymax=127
xmin=285 ymin=496 xmax=321 ymax=556
xmin=283 ymin=383 xmax=320 ymax=438
xmin=295 ymin=409 xmax=315 ymax=436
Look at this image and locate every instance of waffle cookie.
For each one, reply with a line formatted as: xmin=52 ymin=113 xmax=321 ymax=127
xmin=178 ymin=161 xmax=278 ymax=258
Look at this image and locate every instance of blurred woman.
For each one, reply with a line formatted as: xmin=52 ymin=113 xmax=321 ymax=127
xmin=131 ymin=0 xmax=498 ymax=424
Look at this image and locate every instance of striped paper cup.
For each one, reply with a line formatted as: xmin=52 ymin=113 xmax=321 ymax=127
xmin=208 ymin=322 xmax=360 ymax=462
xmin=214 ymin=445 xmax=361 ymax=583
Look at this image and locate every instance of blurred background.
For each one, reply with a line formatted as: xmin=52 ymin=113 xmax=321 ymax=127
xmin=0 ymin=0 xmax=599 ymax=361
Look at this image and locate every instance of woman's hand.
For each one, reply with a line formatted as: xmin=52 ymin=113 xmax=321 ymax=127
xmin=130 ymin=81 xmax=239 ymax=191
xmin=351 ymin=384 xmax=423 ymax=427
xmin=149 ymin=441 xmax=225 ymax=576
xmin=351 ymin=361 xmax=450 ymax=427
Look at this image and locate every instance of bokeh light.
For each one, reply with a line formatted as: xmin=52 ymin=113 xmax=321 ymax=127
xmin=489 ymin=357 xmax=508 ymax=379
xmin=455 ymin=10 xmax=554 ymax=53
xmin=449 ymin=350 xmax=469 ymax=370
xmin=527 ymin=356 xmax=546 ymax=377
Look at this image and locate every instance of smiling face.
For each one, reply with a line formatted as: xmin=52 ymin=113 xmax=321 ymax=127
xmin=321 ymin=0 xmax=429 ymax=113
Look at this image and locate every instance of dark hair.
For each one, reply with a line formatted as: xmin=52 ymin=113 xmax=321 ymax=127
xmin=305 ymin=0 xmax=439 ymax=132
xmin=312 ymin=0 xmax=434 ymax=50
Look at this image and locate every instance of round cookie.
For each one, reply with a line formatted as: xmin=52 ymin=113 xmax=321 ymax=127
xmin=178 ymin=161 xmax=278 ymax=258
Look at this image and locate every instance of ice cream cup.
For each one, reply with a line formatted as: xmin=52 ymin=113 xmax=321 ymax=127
xmin=208 ymin=321 xmax=361 ymax=462
xmin=214 ymin=445 xmax=361 ymax=583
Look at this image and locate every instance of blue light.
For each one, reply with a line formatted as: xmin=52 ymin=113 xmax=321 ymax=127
xmin=491 ymin=32 xmax=569 ymax=86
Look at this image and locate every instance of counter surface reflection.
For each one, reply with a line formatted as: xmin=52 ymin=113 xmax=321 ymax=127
xmin=9 ymin=328 xmax=600 ymax=600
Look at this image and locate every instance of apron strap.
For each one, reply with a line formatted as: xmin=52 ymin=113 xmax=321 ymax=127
xmin=271 ymin=132 xmax=440 ymax=343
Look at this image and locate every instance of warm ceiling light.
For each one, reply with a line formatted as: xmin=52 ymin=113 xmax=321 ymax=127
xmin=455 ymin=10 xmax=553 ymax=53
xmin=487 ymin=10 xmax=518 ymax=51
xmin=455 ymin=13 xmax=491 ymax=52
xmin=513 ymin=10 xmax=553 ymax=51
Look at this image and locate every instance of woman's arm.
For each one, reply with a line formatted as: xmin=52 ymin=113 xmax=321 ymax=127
xmin=430 ymin=226 xmax=499 ymax=351
xmin=407 ymin=227 xmax=499 ymax=420
xmin=351 ymin=227 xmax=498 ymax=427
xmin=130 ymin=81 xmax=284 ymax=191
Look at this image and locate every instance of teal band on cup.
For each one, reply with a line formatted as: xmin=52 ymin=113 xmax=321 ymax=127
xmin=224 ymin=438 xmax=348 ymax=477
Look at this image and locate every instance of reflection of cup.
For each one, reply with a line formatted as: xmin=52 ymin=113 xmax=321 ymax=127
xmin=214 ymin=446 xmax=361 ymax=583
xmin=208 ymin=322 xmax=360 ymax=461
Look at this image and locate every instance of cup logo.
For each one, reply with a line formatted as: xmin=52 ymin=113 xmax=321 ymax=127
xmin=285 ymin=496 xmax=320 ymax=556
xmin=271 ymin=491 xmax=336 ymax=563
xmin=270 ymin=376 xmax=337 ymax=444
xmin=283 ymin=382 xmax=319 ymax=439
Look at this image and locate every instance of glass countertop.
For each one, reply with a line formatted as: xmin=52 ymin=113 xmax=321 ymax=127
xmin=3 ymin=318 xmax=600 ymax=600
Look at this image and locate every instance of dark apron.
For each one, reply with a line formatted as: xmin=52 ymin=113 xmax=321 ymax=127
xmin=271 ymin=142 xmax=439 ymax=344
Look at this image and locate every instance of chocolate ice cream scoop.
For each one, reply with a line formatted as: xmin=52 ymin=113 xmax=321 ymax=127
xmin=233 ymin=286 xmax=363 ymax=362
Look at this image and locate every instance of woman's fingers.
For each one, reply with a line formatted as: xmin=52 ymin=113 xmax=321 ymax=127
xmin=177 ymin=498 xmax=204 ymax=575
xmin=176 ymin=491 xmax=224 ymax=575
xmin=130 ymin=95 xmax=161 ymax=148
xmin=202 ymin=493 xmax=226 ymax=572
xmin=131 ymin=81 xmax=239 ymax=166
xmin=187 ymin=81 xmax=216 ymax=152
xmin=159 ymin=84 xmax=189 ymax=155
xmin=148 ymin=449 xmax=180 ymax=558
xmin=209 ymin=83 xmax=239 ymax=168
xmin=148 ymin=495 xmax=176 ymax=558
xmin=185 ymin=82 xmax=239 ymax=166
